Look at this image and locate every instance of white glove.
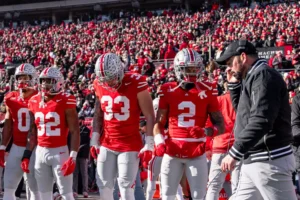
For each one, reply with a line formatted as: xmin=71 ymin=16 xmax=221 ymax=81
xmin=140 ymin=136 xmax=154 ymax=153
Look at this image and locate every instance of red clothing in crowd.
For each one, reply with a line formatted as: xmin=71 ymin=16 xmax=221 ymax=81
xmin=212 ymin=92 xmax=236 ymax=153
xmin=164 ymin=45 xmax=176 ymax=60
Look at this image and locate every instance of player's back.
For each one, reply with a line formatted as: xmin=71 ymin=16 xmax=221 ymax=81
xmin=28 ymin=92 xmax=77 ymax=148
xmin=94 ymin=73 xmax=148 ymax=152
xmin=5 ymin=90 xmax=37 ymax=147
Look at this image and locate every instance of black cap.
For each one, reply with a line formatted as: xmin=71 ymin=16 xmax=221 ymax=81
xmin=216 ymin=40 xmax=257 ymax=65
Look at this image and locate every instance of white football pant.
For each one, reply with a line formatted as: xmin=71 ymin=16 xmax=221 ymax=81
xmin=160 ymin=153 xmax=208 ymax=200
xmin=34 ymin=145 xmax=74 ymax=200
xmin=97 ymin=146 xmax=139 ymax=200
xmin=3 ymin=144 xmax=40 ymax=200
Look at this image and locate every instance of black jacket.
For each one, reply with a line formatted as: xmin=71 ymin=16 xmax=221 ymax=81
xmin=228 ymin=59 xmax=293 ymax=164
xmin=292 ymin=94 xmax=300 ymax=146
xmin=77 ymin=125 xmax=91 ymax=158
xmin=292 ymin=94 xmax=300 ymax=171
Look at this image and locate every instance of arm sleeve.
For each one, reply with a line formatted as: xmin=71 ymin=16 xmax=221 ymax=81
xmin=292 ymin=95 xmax=300 ymax=146
xmin=229 ymin=70 xmax=283 ymax=160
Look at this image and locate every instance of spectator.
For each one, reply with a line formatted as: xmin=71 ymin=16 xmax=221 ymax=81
xmin=73 ymin=116 xmax=91 ymax=198
xmin=78 ymin=101 xmax=94 ymax=118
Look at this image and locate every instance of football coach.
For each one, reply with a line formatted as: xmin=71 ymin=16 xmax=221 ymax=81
xmin=216 ymin=40 xmax=297 ymax=200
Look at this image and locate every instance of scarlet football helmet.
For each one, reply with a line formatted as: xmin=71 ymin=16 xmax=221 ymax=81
xmin=39 ymin=67 xmax=64 ymax=95
xmin=14 ymin=63 xmax=37 ymax=89
xmin=95 ymin=53 xmax=124 ymax=90
xmin=173 ymin=48 xmax=204 ymax=82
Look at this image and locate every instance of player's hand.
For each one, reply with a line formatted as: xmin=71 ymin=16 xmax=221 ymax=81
xmin=21 ymin=158 xmax=30 ymax=173
xmin=206 ymin=150 xmax=212 ymax=161
xmin=189 ymin=126 xmax=205 ymax=138
xmin=154 ymin=134 xmax=166 ymax=157
xmin=138 ymin=136 xmax=154 ymax=169
xmin=155 ymin=143 xmax=166 ymax=157
xmin=90 ymin=146 xmax=100 ymax=160
xmin=221 ymin=154 xmax=236 ymax=172
xmin=0 ymin=149 xmax=5 ymax=168
xmin=138 ymin=150 xmax=152 ymax=169
xmin=61 ymin=157 xmax=76 ymax=176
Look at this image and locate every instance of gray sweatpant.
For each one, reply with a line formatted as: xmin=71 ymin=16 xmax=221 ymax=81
xmin=73 ymin=158 xmax=89 ymax=193
xmin=206 ymin=153 xmax=241 ymax=200
xmin=230 ymin=154 xmax=297 ymax=200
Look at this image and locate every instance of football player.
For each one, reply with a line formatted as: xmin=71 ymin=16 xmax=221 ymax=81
xmin=90 ymin=53 xmax=155 ymax=200
xmin=0 ymin=63 xmax=40 ymax=200
xmin=20 ymin=67 xmax=80 ymax=200
xmin=154 ymin=49 xmax=225 ymax=200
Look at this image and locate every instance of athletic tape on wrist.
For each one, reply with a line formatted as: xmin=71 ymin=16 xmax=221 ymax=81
xmin=70 ymin=151 xmax=77 ymax=159
xmin=154 ymin=134 xmax=165 ymax=145
xmin=0 ymin=145 xmax=6 ymax=150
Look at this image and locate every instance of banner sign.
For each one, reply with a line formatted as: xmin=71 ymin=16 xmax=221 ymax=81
xmin=257 ymin=46 xmax=293 ymax=60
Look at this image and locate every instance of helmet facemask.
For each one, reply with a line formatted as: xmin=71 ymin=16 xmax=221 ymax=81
xmin=39 ymin=77 xmax=61 ymax=95
xmin=175 ymin=63 xmax=203 ymax=83
xmin=97 ymin=68 xmax=124 ymax=92
xmin=15 ymin=74 xmax=35 ymax=90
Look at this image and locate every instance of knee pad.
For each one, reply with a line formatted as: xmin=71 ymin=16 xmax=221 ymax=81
xmin=99 ymin=187 xmax=113 ymax=200
xmin=30 ymin=191 xmax=41 ymax=200
xmin=117 ymin=177 xmax=135 ymax=189
xmin=38 ymin=191 xmax=52 ymax=200
xmin=3 ymin=188 xmax=16 ymax=200
xmin=60 ymin=192 xmax=75 ymax=200
xmin=161 ymin=195 xmax=176 ymax=200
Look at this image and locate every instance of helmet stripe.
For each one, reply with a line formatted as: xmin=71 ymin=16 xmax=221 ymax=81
xmin=99 ymin=54 xmax=106 ymax=77
xmin=44 ymin=67 xmax=50 ymax=75
xmin=20 ymin=64 xmax=25 ymax=72
xmin=187 ymin=48 xmax=194 ymax=62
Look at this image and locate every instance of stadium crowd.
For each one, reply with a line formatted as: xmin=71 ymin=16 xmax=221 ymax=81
xmin=0 ymin=0 xmax=300 ymax=199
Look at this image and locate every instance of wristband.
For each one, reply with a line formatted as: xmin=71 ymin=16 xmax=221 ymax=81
xmin=70 ymin=151 xmax=78 ymax=160
xmin=90 ymin=132 xmax=100 ymax=147
xmin=0 ymin=145 xmax=6 ymax=150
xmin=22 ymin=150 xmax=32 ymax=161
xmin=145 ymin=136 xmax=154 ymax=145
xmin=154 ymin=134 xmax=165 ymax=145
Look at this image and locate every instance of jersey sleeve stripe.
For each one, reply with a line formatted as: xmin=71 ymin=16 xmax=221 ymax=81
xmin=66 ymin=102 xmax=77 ymax=105
xmin=67 ymin=99 xmax=77 ymax=102
xmin=137 ymin=83 xmax=148 ymax=88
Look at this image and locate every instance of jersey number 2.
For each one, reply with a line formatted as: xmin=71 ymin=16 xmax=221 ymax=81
xmin=35 ymin=112 xmax=60 ymax=136
xmin=101 ymin=95 xmax=130 ymax=121
xmin=178 ymin=101 xmax=195 ymax=127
